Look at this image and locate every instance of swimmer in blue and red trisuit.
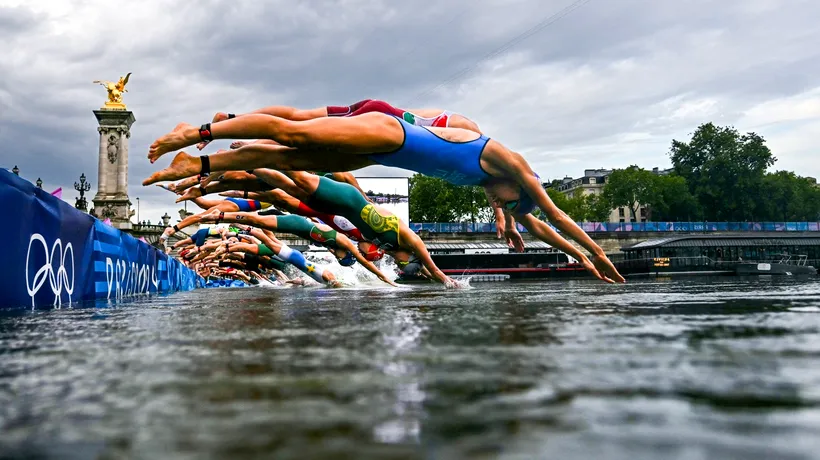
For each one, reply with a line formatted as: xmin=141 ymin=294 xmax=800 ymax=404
xmin=195 ymin=99 xmax=481 ymax=150
xmin=143 ymin=111 xmax=625 ymax=283
xmin=191 ymin=99 xmax=517 ymax=245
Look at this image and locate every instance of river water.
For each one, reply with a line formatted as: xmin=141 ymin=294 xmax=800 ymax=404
xmin=2 ymin=277 xmax=820 ymax=459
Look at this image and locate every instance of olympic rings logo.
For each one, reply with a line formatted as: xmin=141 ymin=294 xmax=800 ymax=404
xmin=25 ymin=233 xmax=75 ymax=308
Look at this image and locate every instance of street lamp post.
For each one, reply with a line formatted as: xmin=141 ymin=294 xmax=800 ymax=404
xmin=136 ymin=197 xmax=140 ymax=224
xmin=74 ymin=173 xmax=91 ymax=212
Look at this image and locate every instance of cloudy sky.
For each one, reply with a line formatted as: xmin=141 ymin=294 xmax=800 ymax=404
xmin=1 ymin=0 xmax=819 ymax=224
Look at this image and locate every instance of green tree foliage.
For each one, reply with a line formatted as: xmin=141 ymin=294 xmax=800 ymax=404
xmin=408 ymin=175 xmax=493 ymax=223
xmin=586 ymin=193 xmax=614 ymax=222
xmin=757 ymin=171 xmax=820 ymax=221
xmin=670 ymin=123 xmax=775 ymax=221
xmin=601 ymin=166 xmax=656 ymax=221
xmin=409 ymin=122 xmax=819 ymax=223
xmin=545 ymin=188 xmax=612 ymax=222
xmin=649 ymin=174 xmax=701 ymax=221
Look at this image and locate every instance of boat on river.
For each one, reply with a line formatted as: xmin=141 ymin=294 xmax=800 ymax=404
xmin=735 ymin=254 xmax=818 ymax=276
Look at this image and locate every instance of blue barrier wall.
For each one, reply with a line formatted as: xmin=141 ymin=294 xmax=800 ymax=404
xmin=410 ymin=221 xmax=820 ymax=233
xmin=1 ymin=169 xmax=201 ymax=310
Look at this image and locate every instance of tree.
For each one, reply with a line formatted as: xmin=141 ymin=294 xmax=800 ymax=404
xmin=408 ymin=175 xmax=457 ymax=222
xmin=408 ymin=174 xmax=493 ymax=222
xmin=546 ymin=188 xmax=583 ymax=221
xmin=585 ymin=192 xmax=614 ymax=222
xmin=757 ymin=171 xmax=820 ymax=221
xmin=649 ymin=174 xmax=700 ymax=221
xmin=602 ymin=166 xmax=656 ymax=221
xmin=669 ymin=123 xmax=775 ymax=221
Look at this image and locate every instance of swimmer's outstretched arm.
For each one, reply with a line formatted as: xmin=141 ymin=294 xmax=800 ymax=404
xmin=501 ymin=210 xmax=525 ymax=252
xmin=503 ymin=159 xmax=624 ymax=283
xmin=271 ymin=269 xmax=289 ymax=283
xmin=484 ymin=185 xmax=523 ymax=252
xmin=515 ymin=214 xmax=613 ymax=283
xmin=398 ymin=228 xmax=454 ymax=287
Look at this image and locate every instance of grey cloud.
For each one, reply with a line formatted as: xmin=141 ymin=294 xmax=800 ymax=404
xmin=0 ymin=6 xmax=42 ymax=39
xmin=2 ymin=0 xmax=820 ymax=222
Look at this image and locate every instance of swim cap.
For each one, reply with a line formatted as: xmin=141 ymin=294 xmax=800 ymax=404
xmin=361 ymin=242 xmax=384 ymax=261
xmin=507 ymin=173 xmax=540 ymax=215
xmin=515 ymin=191 xmax=537 ymax=215
xmin=338 ymin=251 xmax=356 ymax=267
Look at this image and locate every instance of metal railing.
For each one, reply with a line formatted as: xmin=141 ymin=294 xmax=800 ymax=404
xmin=615 ymin=255 xmax=820 ymax=273
xmin=410 ymin=221 xmax=820 ymax=234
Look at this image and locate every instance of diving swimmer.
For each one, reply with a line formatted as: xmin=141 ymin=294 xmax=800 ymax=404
xmin=145 ymin=113 xmax=624 ymax=283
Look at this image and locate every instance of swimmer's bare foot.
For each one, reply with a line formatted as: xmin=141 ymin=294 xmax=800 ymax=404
xmin=156 ymin=183 xmax=175 ymax=193
xmin=142 ymin=151 xmax=201 ymax=185
xmin=175 ymin=186 xmax=203 ymax=203
xmin=148 ymin=123 xmax=199 ymax=163
xmin=230 ymin=141 xmax=248 ymax=149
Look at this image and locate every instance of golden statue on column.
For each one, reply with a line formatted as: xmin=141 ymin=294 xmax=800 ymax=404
xmin=93 ymin=73 xmax=132 ymax=109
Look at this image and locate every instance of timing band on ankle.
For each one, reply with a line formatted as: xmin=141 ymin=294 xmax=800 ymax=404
xmin=199 ymin=155 xmax=211 ymax=178
xmin=227 ymin=113 xmax=236 ymax=119
xmin=199 ymin=123 xmax=213 ymax=142
xmin=173 ymin=224 xmax=180 ymax=232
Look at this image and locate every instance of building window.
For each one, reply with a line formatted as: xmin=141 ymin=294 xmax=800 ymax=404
xmin=589 ymin=177 xmax=596 ymax=184
xmin=618 ymin=208 xmax=625 ymax=218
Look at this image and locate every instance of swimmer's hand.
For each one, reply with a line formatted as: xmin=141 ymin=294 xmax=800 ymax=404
xmin=592 ymin=254 xmax=626 ymax=283
xmin=504 ymin=227 xmax=525 ymax=253
xmin=443 ymin=276 xmax=459 ymax=289
xmin=580 ymin=255 xmax=612 ymax=284
xmin=381 ymin=277 xmax=399 ymax=287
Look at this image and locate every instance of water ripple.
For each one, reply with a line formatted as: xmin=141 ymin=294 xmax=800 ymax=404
xmin=1 ymin=277 xmax=819 ymax=459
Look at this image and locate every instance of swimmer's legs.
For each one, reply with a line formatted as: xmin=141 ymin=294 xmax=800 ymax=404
xmin=143 ymin=146 xmax=374 ymax=185
xmin=148 ymin=112 xmax=402 ymax=162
